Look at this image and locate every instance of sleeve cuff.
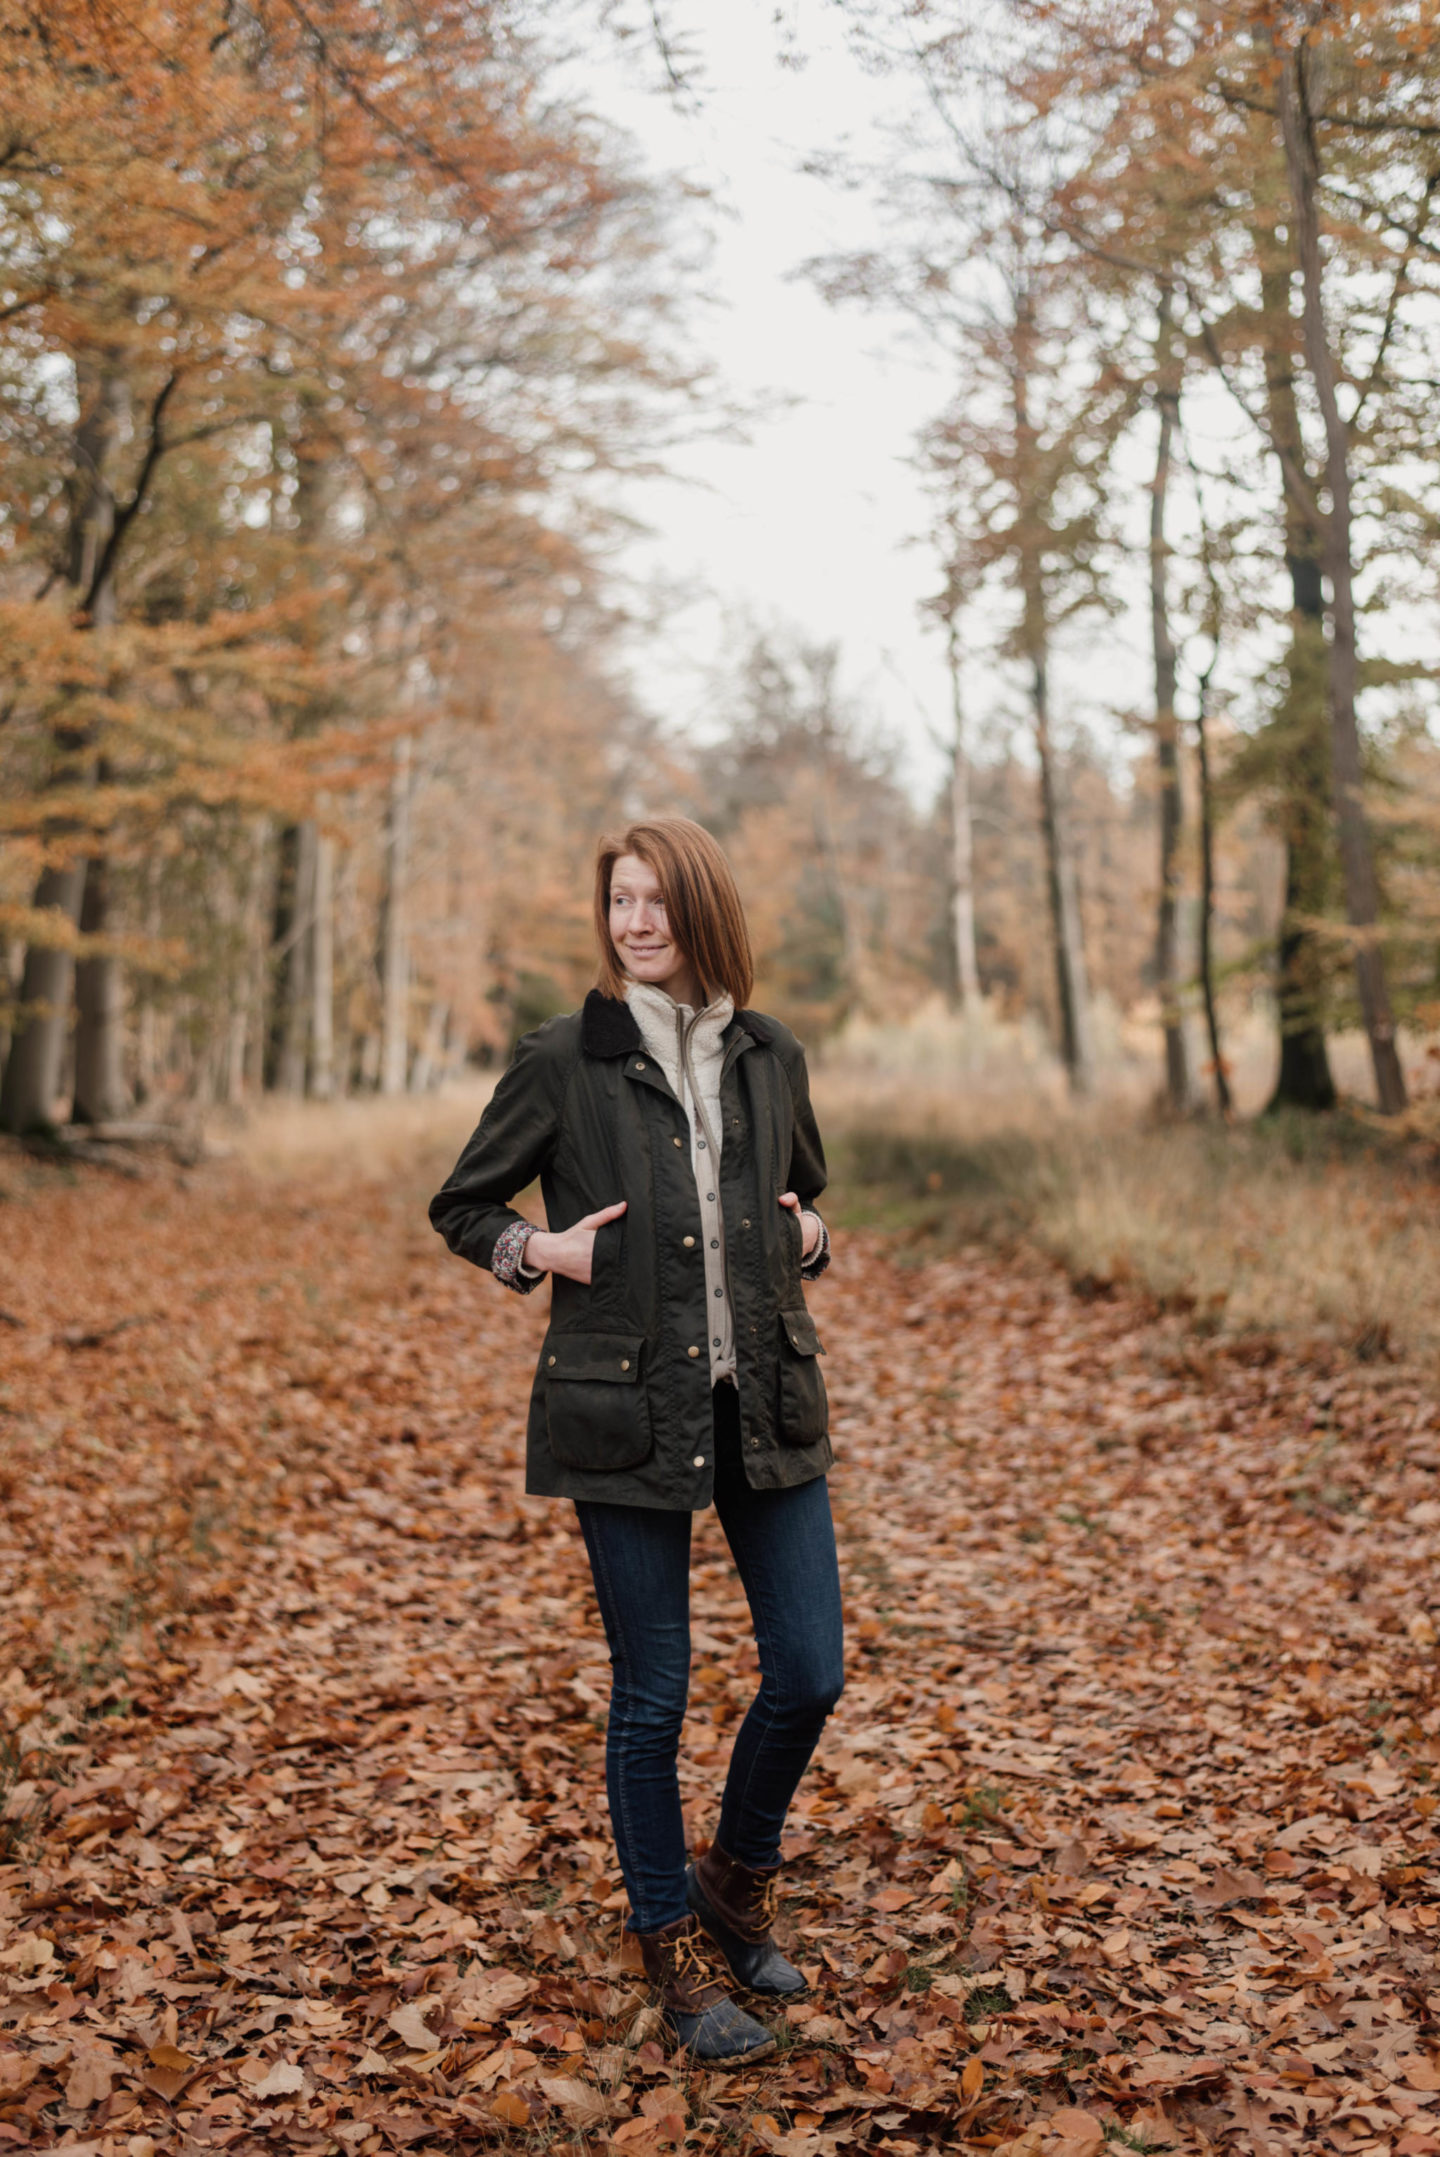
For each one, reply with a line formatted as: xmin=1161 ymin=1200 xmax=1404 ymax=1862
xmin=800 ymin=1213 xmax=831 ymax=1279
xmin=492 ymin=1219 xmax=543 ymax=1294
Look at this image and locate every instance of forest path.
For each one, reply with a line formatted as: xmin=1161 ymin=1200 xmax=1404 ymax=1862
xmin=1 ymin=1147 xmax=1437 ymax=2157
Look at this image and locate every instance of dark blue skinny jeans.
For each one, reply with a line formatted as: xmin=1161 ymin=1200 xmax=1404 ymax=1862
xmin=575 ymin=1383 xmax=844 ymax=1934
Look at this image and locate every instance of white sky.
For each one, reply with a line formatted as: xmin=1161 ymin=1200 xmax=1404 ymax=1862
xmin=573 ymin=2 xmax=972 ymax=798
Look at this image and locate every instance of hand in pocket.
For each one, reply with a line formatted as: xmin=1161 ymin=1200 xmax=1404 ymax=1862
xmin=778 ymin=1192 xmax=820 ymax=1261
xmin=525 ymin=1201 xmax=626 ymax=1285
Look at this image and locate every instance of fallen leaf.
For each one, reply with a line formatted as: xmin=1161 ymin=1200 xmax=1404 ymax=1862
xmin=455 ymin=1966 xmax=533 ymax=2025
xmin=538 ymin=2072 xmax=609 ymax=2127
xmin=64 ymin=2050 xmax=114 ymax=2108
xmin=388 ymin=1998 xmax=443 ymax=2051
xmin=0 ymin=1936 xmax=54 ymax=1974
xmin=252 ymin=2059 xmax=307 ymax=2100
xmin=1045 ymin=2107 xmax=1104 ymax=2154
xmin=1129 ymin=2053 xmax=1224 ymax=2090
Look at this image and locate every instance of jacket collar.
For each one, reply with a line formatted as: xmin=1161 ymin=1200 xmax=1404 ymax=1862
xmin=581 ymin=988 xmax=774 ymax=1058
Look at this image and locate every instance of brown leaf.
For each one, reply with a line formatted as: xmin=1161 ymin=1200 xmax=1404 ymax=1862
xmin=537 ymin=2072 xmax=609 ymax=2128
xmin=1129 ymin=2053 xmax=1224 ymax=2090
xmin=252 ymin=2059 xmax=307 ymax=2100
xmin=455 ymin=1966 xmax=532 ymax=2026
xmin=1045 ymin=2107 xmax=1105 ymax=2155
xmin=387 ymin=1998 xmax=442 ymax=2051
xmin=65 ymin=2049 xmax=114 ymax=2109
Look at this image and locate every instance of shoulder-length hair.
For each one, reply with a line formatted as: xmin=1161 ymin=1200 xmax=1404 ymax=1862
xmin=594 ymin=817 xmax=755 ymax=1007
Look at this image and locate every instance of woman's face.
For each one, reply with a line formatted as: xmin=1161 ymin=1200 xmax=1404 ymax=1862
xmin=609 ymin=853 xmax=700 ymax=1003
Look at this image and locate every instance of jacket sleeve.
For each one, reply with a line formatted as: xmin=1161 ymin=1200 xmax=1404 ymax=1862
xmin=429 ymin=1026 xmax=569 ymax=1275
xmin=783 ymin=1041 xmax=828 ymax=1210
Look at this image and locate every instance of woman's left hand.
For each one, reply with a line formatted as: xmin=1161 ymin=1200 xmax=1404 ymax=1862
xmin=778 ymin=1191 xmax=821 ymax=1261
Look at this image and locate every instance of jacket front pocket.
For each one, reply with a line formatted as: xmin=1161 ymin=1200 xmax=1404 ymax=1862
xmin=776 ymin=1307 xmax=828 ymax=1445
xmin=542 ymin=1331 xmax=652 ymax=1471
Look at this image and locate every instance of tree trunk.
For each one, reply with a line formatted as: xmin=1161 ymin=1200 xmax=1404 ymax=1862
xmin=1194 ymin=654 xmax=1232 ymax=1118
xmin=1013 ymin=292 xmax=1094 ymax=1093
xmin=134 ymin=855 xmax=162 ymax=1102
xmin=1256 ymin=254 xmax=1337 ymax=1112
xmin=4 ymin=372 xmax=127 ymax=1133
xmin=72 ymin=852 xmax=129 ymax=1123
xmin=410 ymin=999 xmax=449 ymax=1094
xmin=380 ymin=735 xmax=412 ymax=1097
xmin=1032 ymin=650 xmax=1095 ymax=1094
xmin=243 ymin=822 xmax=272 ymax=1100
xmin=0 ymin=862 xmax=87 ymax=1133
xmin=946 ymin=612 xmax=982 ymax=1007
xmin=310 ymin=824 xmax=336 ymax=1100
xmin=1150 ymin=284 xmax=1189 ymax=1112
xmin=270 ymin=821 xmax=316 ymax=1096
xmin=1279 ymin=41 xmax=1407 ymax=1114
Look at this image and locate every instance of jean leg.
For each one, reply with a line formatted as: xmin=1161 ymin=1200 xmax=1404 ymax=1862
xmin=574 ymin=1499 xmax=693 ymax=1933
xmin=711 ymin=1399 xmax=845 ymax=1868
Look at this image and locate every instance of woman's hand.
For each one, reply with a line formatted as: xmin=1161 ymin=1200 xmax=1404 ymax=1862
xmin=778 ymin=1192 xmax=821 ymax=1262
xmin=525 ymin=1201 xmax=627 ymax=1285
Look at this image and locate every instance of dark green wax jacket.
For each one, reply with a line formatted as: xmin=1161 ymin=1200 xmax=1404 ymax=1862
xmin=429 ymin=990 xmax=832 ymax=1510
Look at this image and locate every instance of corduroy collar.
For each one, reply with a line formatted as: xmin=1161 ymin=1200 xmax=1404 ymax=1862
xmin=580 ymin=988 xmax=774 ymax=1058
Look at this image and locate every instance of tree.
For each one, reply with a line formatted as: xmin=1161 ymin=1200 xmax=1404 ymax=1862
xmin=1148 ymin=281 xmax=1192 ymax=1112
xmin=1006 ymin=0 xmax=1435 ymax=1110
xmin=0 ymin=0 xmax=694 ymax=1118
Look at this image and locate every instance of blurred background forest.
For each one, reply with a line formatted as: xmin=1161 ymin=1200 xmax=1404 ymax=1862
xmin=3 ymin=0 xmax=1440 ymax=1353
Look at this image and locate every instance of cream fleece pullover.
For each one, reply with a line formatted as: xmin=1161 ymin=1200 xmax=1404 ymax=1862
xmin=626 ymin=981 xmax=738 ymax=1385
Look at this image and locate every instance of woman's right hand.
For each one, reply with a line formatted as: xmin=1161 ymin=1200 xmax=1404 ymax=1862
xmin=525 ymin=1201 xmax=627 ymax=1285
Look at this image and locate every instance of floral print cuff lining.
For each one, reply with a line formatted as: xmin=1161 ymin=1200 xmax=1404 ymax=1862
xmin=800 ymin=1214 xmax=832 ymax=1280
xmin=492 ymin=1219 xmax=543 ymax=1294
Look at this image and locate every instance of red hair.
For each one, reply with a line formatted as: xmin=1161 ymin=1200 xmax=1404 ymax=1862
xmin=594 ymin=818 xmax=754 ymax=1006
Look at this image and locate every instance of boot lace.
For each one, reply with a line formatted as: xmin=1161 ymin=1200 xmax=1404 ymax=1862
xmin=670 ymin=1926 xmax=726 ymax=2004
xmin=756 ymin=1874 xmax=781 ymax=1933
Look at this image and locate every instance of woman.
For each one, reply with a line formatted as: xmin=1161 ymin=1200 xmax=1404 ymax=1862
xmin=430 ymin=817 xmax=843 ymax=2064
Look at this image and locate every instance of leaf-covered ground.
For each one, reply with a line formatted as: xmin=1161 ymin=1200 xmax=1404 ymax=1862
xmin=1 ymin=1142 xmax=1438 ymax=2157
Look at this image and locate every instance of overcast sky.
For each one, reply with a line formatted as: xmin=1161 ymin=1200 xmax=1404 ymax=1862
xmin=574 ymin=2 xmax=972 ymax=799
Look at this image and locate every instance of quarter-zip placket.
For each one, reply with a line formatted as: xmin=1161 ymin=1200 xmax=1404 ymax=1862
xmin=674 ymin=1004 xmax=736 ymax=1385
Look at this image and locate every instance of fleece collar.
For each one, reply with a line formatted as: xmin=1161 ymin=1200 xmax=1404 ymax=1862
xmin=580 ymin=988 xmax=774 ymax=1058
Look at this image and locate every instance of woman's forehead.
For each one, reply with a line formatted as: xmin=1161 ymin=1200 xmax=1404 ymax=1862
xmin=610 ymin=853 xmax=661 ymax=892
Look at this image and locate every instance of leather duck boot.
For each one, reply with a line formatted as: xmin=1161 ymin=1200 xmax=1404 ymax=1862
xmin=686 ymin=1842 xmax=807 ymax=1997
xmin=637 ymin=1914 xmax=776 ymax=2062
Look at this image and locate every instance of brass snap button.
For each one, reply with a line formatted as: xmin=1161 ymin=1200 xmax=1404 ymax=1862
xmin=672 ymin=1136 xmax=684 ymax=1148
xmin=547 ymin=1354 xmax=556 ymax=1366
xmin=687 ymin=1345 xmax=700 ymax=1358
xmin=635 ymin=1059 xmax=646 ymax=1070
xmin=620 ymin=1358 xmax=630 ymax=1371
xmin=683 ymin=1235 xmax=695 ymax=1248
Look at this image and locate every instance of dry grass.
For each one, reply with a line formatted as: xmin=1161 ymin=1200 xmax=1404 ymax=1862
xmin=207 ymin=1076 xmax=493 ymax=1183
xmin=815 ymin=1003 xmax=1440 ymax=1374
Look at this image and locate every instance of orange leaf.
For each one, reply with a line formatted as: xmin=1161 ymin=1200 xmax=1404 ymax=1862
xmin=961 ymin=2057 xmax=985 ymax=2100
xmin=489 ymin=2089 xmax=530 ymax=2127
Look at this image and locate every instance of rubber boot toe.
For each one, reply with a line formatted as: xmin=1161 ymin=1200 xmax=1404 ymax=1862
xmin=686 ymin=1862 xmax=808 ymax=1997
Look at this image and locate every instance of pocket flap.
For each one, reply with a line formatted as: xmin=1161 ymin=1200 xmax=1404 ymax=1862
xmin=780 ymin=1308 xmax=824 ymax=1357
xmin=542 ymin=1332 xmax=644 ymax=1382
